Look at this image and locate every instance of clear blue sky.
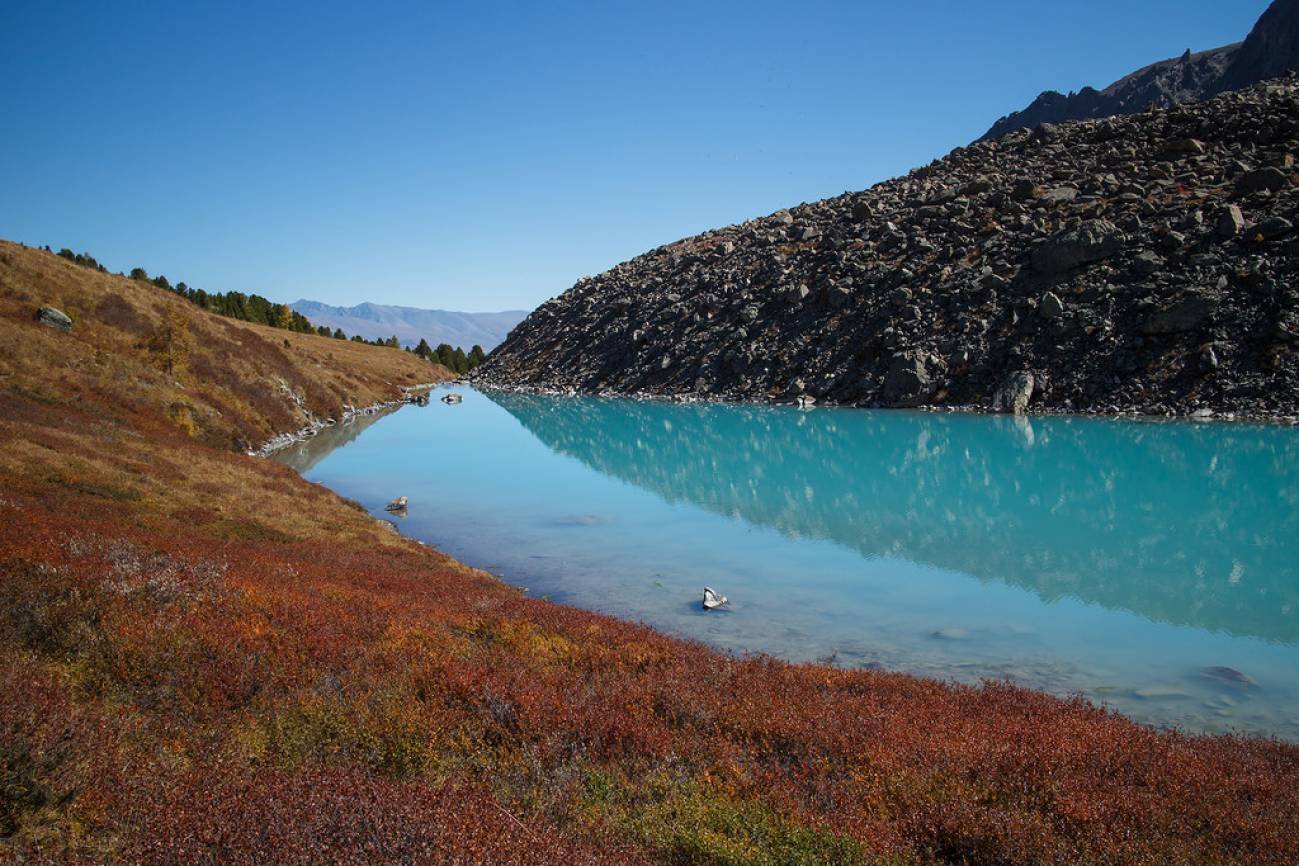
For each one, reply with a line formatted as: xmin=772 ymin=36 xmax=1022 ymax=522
xmin=0 ymin=1 xmax=1267 ymax=312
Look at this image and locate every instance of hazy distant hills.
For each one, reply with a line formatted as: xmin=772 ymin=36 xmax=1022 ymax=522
xmin=290 ymin=300 xmax=528 ymax=350
xmin=980 ymin=0 xmax=1299 ymax=140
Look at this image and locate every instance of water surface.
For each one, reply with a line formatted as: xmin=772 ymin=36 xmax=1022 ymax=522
xmin=276 ymin=389 xmax=1299 ymax=740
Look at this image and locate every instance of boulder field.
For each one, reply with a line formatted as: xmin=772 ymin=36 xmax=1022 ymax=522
xmin=476 ymin=80 xmax=1299 ymax=419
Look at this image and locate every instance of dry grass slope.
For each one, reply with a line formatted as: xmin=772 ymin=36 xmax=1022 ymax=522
xmin=0 ymin=239 xmax=1297 ymax=864
xmin=0 ymin=241 xmax=451 ymax=451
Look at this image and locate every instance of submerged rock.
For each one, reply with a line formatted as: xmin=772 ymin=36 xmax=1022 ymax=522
xmin=702 ymin=587 xmax=728 ymax=610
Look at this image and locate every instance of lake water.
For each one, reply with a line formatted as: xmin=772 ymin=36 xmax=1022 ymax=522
xmin=275 ymin=389 xmax=1299 ymax=740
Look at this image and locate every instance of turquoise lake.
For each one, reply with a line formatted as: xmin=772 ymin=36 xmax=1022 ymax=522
xmin=275 ymin=389 xmax=1299 ymax=741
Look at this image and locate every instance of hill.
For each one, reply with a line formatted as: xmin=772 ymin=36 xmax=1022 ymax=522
xmin=290 ymin=299 xmax=527 ymax=351
xmin=981 ymin=0 xmax=1299 ymax=140
xmin=0 ymin=242 xmax=450 ymax=453
xmin=3 ymin=246 xmax=1298 ymax=862
xmin=475 ymin=79 xmax=1299 ymax=420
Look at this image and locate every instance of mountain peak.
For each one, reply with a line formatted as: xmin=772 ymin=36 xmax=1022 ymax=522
xmin=980 ymin=0 xmax=1296 ymax=141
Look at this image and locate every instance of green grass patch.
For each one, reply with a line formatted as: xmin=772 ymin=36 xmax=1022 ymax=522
xmin=580 ymin=769 xmax=878 ymax=865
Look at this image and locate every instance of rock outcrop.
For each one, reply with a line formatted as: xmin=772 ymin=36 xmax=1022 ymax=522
xmin=35 ymin=306 xmax=73 ymax=331
xmin=981 ymin=0 xmax=1299 ymax=141
xmin=476 ymin=80 xmax=1299 ymax=420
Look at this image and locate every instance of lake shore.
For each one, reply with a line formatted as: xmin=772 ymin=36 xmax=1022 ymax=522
xmin=3 ymin=242 xmax=1298 ymax=863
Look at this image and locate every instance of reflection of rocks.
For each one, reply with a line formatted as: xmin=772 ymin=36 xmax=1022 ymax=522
xmin=487 ymin=391 xmax=1299 ymax=645
xmin=271 ymin=406 xmax=398 ymax=474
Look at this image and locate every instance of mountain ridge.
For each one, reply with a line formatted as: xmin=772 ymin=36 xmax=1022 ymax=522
xmin=980 ymin=0 xmax=1299 ymax=140
xmin=289 ymin=299 xmax=527 ymax=350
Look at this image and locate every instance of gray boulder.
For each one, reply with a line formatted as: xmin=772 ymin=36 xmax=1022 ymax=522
xmin=35 ymin=307 xmax=73 ymax=331
xmin=992 ymin=371 xmax=1035 ymax=415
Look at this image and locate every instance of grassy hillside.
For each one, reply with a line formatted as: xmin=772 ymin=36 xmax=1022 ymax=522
xmin=0 ymin=239 xmax=1297 ymax=863
xmin=0 ymin=241 xmax=448 ymax=452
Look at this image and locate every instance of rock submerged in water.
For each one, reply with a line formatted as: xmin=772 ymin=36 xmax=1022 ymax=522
xmin=472 ymin=79 xmax=1299 ymax=421
xmin=1200 ymin=665 xmax=1258 ymax=692
xmin=35 ymin=307 xmax=73 ymax=332
xmin=702 ymin=587 xmax=728 ymax=610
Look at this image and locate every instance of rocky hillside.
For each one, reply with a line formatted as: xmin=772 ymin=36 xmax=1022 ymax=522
xmin=476 ymin=79 xmax=1299 ymax=420
xmin=981 ymin=0 xmax=1298 ymax=140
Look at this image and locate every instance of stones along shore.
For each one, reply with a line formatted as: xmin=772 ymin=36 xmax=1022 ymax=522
xmin=475 ymin=79 xmax=1299 ymax=420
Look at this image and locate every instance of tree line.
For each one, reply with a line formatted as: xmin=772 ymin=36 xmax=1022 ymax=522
xmin=52 ymin=246 xmax=488 ymax=373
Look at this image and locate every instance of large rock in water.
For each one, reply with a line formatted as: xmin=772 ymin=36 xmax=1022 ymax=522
xmin=992 ymin=372 xmax=1035 ymax=415
xmin=474 ymin=79 xmax=1299 ymax=420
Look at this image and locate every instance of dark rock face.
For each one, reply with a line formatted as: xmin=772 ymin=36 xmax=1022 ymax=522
xmin=1030 ymin=220 xmax=1124 ymax=275
xmin=35 ymin=307 xmax=72 ymax=331
xmin=476 ymin=80 xmax=1299 ymax=420
xmin=981 ymin=0 xmax=1299 ymax=141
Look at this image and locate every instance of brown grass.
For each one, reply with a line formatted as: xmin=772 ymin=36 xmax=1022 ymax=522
xmin=0 ymin=240 xmax=451 ymax=450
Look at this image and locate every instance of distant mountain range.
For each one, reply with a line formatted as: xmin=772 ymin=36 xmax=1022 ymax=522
xmin=290 ymin=300 xmax=528 ymax=350
xmin=981 ymin=0 xmax=1299 ymax=140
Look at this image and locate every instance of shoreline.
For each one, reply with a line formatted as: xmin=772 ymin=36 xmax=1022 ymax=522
xmin=471 ymin=379 xmax=1299 ymax=426
xmin=250 ymin=381 xmax=446 ymax=457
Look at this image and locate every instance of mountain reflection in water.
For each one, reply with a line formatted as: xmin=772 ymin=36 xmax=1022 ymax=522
xmin=486 ymin=392 xmax=1299 ymax=646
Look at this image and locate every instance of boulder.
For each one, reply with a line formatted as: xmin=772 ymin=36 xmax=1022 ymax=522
xmin=1142 ymin=293 xmax=1218 ymax=334
xmin=992 ymin=371 xmax=1035 ymax=415
xmin=1216 ymin=205 xmax=1246 ymax=238
xmin=882 ymin=351 xmax=933 ymax=408
xmin=1040 ymin=292 xmax=1065 ymax=320
xmin=1030 ymin=220 xmax=1124 ymax=274
xmin=1255 ymin=216 xmax=1294 ymax=240
xmin=1236 ymin=166 xmax=1289 ymax=195
xmin=35 ymin=307 xmax=72 ymax=331
xmin=1131 ymin=251 xmax=1163 ymax=277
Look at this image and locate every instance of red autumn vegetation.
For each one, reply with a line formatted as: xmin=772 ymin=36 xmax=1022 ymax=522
xmin=1 ymin=241 xmax=1298 ymax=863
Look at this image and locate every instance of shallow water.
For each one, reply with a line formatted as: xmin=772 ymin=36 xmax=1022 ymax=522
xmin=276 ymin=389 xmax=1299 ymax=740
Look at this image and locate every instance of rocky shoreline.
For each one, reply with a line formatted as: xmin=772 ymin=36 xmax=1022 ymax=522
xmin=250 ymin=381 xmax=444 ymax=457
xmin=476 ymin=79 xmax=1299 ymax=421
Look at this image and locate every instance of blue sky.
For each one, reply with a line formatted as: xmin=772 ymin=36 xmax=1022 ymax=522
xmin=1 ymin=1 xmax=1267 ymax=312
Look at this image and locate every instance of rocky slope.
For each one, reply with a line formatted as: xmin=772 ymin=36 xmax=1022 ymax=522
xmin=475 ymin=79 xmax=1299 ymax=420
xmin=981 ymin=0 xmax=1298 ymax=141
